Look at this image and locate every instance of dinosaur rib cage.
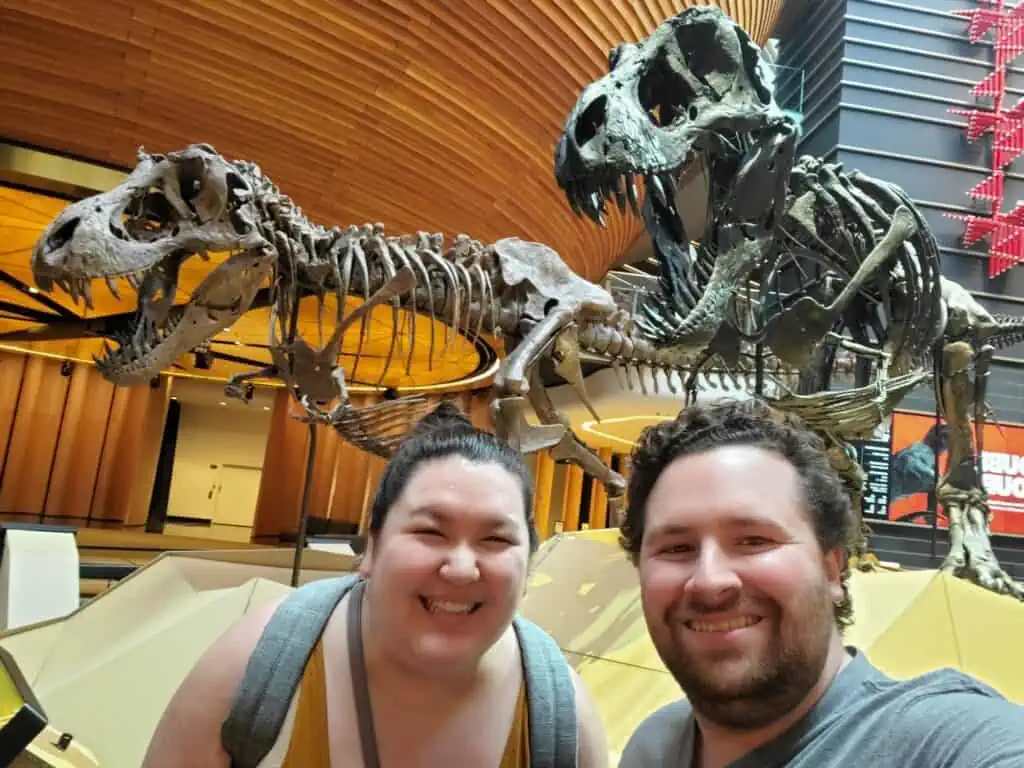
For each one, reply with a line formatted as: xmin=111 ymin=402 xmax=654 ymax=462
xmin=638 ymin=157 xmax=944 ymax=395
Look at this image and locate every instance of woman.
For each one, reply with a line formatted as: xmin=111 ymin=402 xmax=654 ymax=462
xmin=142 ymin=402 xmax=608 ymax=767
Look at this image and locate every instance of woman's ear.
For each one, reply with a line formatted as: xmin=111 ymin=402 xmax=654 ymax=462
xmin=358 ymin=535 xmax=375 ymax=579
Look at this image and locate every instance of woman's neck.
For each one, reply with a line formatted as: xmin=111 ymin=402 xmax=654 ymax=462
xmin=359 ymin=596 xmax=515 ymax=705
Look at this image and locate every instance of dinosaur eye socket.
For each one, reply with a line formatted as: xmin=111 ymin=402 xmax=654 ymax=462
xmin=638 ymin=53 xmax=694 ymax=128
xmin=176 ymin=156 xmax=205 ymax=203
xmin=673 ymin=19 xmax=745 ymax=97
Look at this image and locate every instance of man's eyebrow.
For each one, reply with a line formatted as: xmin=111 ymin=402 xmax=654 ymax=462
xmin=646 ymin=516 xmax=782 ymax=538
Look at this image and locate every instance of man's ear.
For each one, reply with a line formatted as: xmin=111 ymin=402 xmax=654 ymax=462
xmin=823 ymin=546 xmax=845 ymax=605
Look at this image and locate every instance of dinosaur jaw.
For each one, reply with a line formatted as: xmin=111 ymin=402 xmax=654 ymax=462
xmin=556 ymin=154 xmax=697 ymax=228
xmin=93 ymin=249 xmax=273 ymax=386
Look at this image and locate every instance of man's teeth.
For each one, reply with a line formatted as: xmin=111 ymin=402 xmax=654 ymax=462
xmin=687 ymin=616 xmax=761 ymax=633
xmin=424 ymin=599 xmax=477 ymax=615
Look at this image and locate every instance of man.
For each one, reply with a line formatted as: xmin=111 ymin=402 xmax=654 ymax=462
xmin=617 ymin=399 xmax=1024 ymax=767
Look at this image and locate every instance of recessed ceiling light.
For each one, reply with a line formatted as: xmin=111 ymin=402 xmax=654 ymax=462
xmin=219 ymin=401 xmax=227 ymax=406
xmin=263 ymin=406 xmax=270 ymax=411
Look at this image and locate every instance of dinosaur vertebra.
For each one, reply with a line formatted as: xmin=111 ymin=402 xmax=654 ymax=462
xmin=556 ymin=6 xmax=1024 ymax=598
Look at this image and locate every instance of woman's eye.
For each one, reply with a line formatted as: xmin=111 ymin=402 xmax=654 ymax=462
xmin=740 ymin=536 xmax=773 ymax=548
xmin=660 ymin=544 xmax=694 ymax=555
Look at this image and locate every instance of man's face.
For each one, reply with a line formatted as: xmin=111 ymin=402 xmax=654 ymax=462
xmin=638 ymin=444 xmax=845 ymax=728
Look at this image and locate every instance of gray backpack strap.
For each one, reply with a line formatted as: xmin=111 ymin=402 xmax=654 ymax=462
xmin=221 ymin=573 xmax=362 ymax=767
xmin=513 ymin=615 xmax=578 ymax=768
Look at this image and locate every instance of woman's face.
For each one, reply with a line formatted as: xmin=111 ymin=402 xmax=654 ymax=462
xmin=360 ymin=455 xmax=532 ymax=673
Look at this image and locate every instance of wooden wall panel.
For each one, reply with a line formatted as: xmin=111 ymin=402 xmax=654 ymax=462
xmin=251 ymin=389 xmax=310 ymax=541
xmin=90 ymin=377 xmax=168 ymax=526
xmin=0 ymin=352 xmax=167 ymax=526
xmin=44 ymin=364 xmax=115 ymax=522
xmin=0 ymin=356 xmax=70 ymax=516
xmin=0 ymin=354 xmax=27 ymax=472
xmin=251 ymin=387 xmax=506 ymax=542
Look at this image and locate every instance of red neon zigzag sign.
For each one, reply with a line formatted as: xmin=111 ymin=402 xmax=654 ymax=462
xmin=948 ymin=0 xmax=1024 ymax=277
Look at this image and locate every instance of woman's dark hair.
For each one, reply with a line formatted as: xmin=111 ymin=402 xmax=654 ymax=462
xmin=622 ymin=399 xmax=859 ymax=629
xmin=369 ymin=401 xmax=539 ymax=552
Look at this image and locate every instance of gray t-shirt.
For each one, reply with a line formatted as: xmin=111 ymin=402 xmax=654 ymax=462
xmin=618 ymin=648 xmax=1024 ymax=767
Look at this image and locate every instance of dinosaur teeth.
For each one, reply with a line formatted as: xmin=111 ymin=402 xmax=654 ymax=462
xmin=626 ymin=175 xmax=641 ymax=216
xmin=105 ymin=276 xmax=121 ymax=300
xmin=648 ymin=174 xmax=668 ymax=207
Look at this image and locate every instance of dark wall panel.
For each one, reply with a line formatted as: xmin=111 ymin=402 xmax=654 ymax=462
xmin=778 ymin=0 xmax=1024 ymax=424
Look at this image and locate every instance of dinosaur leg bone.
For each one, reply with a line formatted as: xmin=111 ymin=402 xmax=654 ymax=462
xmin=522 ymin=369 xmax=627 ymax=525
xmin=492 ymin=307 xmax=577 ymax=452
xmin=935 ymin=341 xmax=1023 ymax=599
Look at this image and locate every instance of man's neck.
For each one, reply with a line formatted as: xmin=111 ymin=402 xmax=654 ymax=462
xmin=694 ymin=640 xmax=851 ymax=768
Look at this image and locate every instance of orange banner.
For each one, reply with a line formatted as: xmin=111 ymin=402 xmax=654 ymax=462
xmin=888 ymin=411 xmax=1024 ymax=536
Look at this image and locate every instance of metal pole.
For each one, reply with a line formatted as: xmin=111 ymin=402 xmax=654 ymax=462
xmin=929 ymin=402 xmax=941 ymax=564
xmin=291 ymin=420 xmax=318 ymax=588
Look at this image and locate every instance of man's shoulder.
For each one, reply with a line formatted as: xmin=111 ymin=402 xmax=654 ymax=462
xmin=617 ymin=698 xmax=693 ymax=767
xmin=862 ymin=664 xmax=1024 ymax=764
xmin=871 ymin=663 xmax=1017 ymax=708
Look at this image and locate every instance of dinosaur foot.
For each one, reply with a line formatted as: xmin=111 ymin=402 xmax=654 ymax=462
xmin=939 ymin=489 xmax=1024 ymax=600
xmin=942 ymin=546 xmax=1024 ymax=601
xmin=848 ymin=551 xmax=901 ymax=573
xmin=224 ymin=379 xmax=255 ymax=402
xmin=491 ymin=396 xmax=566 ymax=453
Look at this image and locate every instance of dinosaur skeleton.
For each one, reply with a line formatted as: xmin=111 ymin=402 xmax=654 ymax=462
xmin=555 ymin=6 xmax=1024 ymax=598
xmin=26 ymin=137 xmax=884 ymax=517
xmin=27 ymin=143 xmax=759 ymax=500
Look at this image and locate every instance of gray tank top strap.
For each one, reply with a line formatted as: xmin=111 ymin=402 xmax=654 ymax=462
xmin=346 ymin=579 xmax=381 ymax=768
xmin=513 ymin=615 xmax=579 ymax=768
xmin=221 ymin=573 xmax=361 ymax=767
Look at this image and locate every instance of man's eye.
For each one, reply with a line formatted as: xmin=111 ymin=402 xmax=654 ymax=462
xmin=413 ymin=528 xmax=443 ymax=537
xmin=740 ymin=536 xmax=773 ymax=548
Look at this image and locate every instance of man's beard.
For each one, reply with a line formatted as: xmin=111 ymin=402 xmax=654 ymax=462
xmin=654 ymin=580 xmax=836 ymax=730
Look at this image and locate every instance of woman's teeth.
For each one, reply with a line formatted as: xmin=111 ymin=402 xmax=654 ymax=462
xmin=421 ymin=597 xmax=479 ymax=614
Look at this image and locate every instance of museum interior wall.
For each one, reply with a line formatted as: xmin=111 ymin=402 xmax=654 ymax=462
xmin=778 ymin=0 xmax=1024 ymax=577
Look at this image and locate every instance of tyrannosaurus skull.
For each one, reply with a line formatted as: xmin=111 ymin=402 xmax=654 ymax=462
xmin=31 ymin=144 xmax=273 ymax=385
xmin=554 ymin=6 xmax=781 ymax=226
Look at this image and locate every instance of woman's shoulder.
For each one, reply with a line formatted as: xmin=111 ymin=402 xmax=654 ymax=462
xmin=141 ymin=594 xmax=289 ymax=766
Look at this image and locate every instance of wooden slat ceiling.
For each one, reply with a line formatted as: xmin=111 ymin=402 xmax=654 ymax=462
xmin=0 ymin=1 xmax=785 ymax=389
xmin=1 ymin=0 xmax=784 ymax=280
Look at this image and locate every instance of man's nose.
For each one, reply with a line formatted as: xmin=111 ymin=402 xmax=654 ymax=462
xmin=685 ymin=544 xmax=742 ymax=606
xmin=440 ymin=544 xmax=480 ymax=584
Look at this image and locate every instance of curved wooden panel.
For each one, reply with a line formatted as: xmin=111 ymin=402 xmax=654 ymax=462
xmin=0 ymin=1 xmax=785 ymax=285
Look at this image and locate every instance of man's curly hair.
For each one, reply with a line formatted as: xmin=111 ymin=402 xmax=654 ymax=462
xmin=622 ymin=399 xmax=859 ymax=628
